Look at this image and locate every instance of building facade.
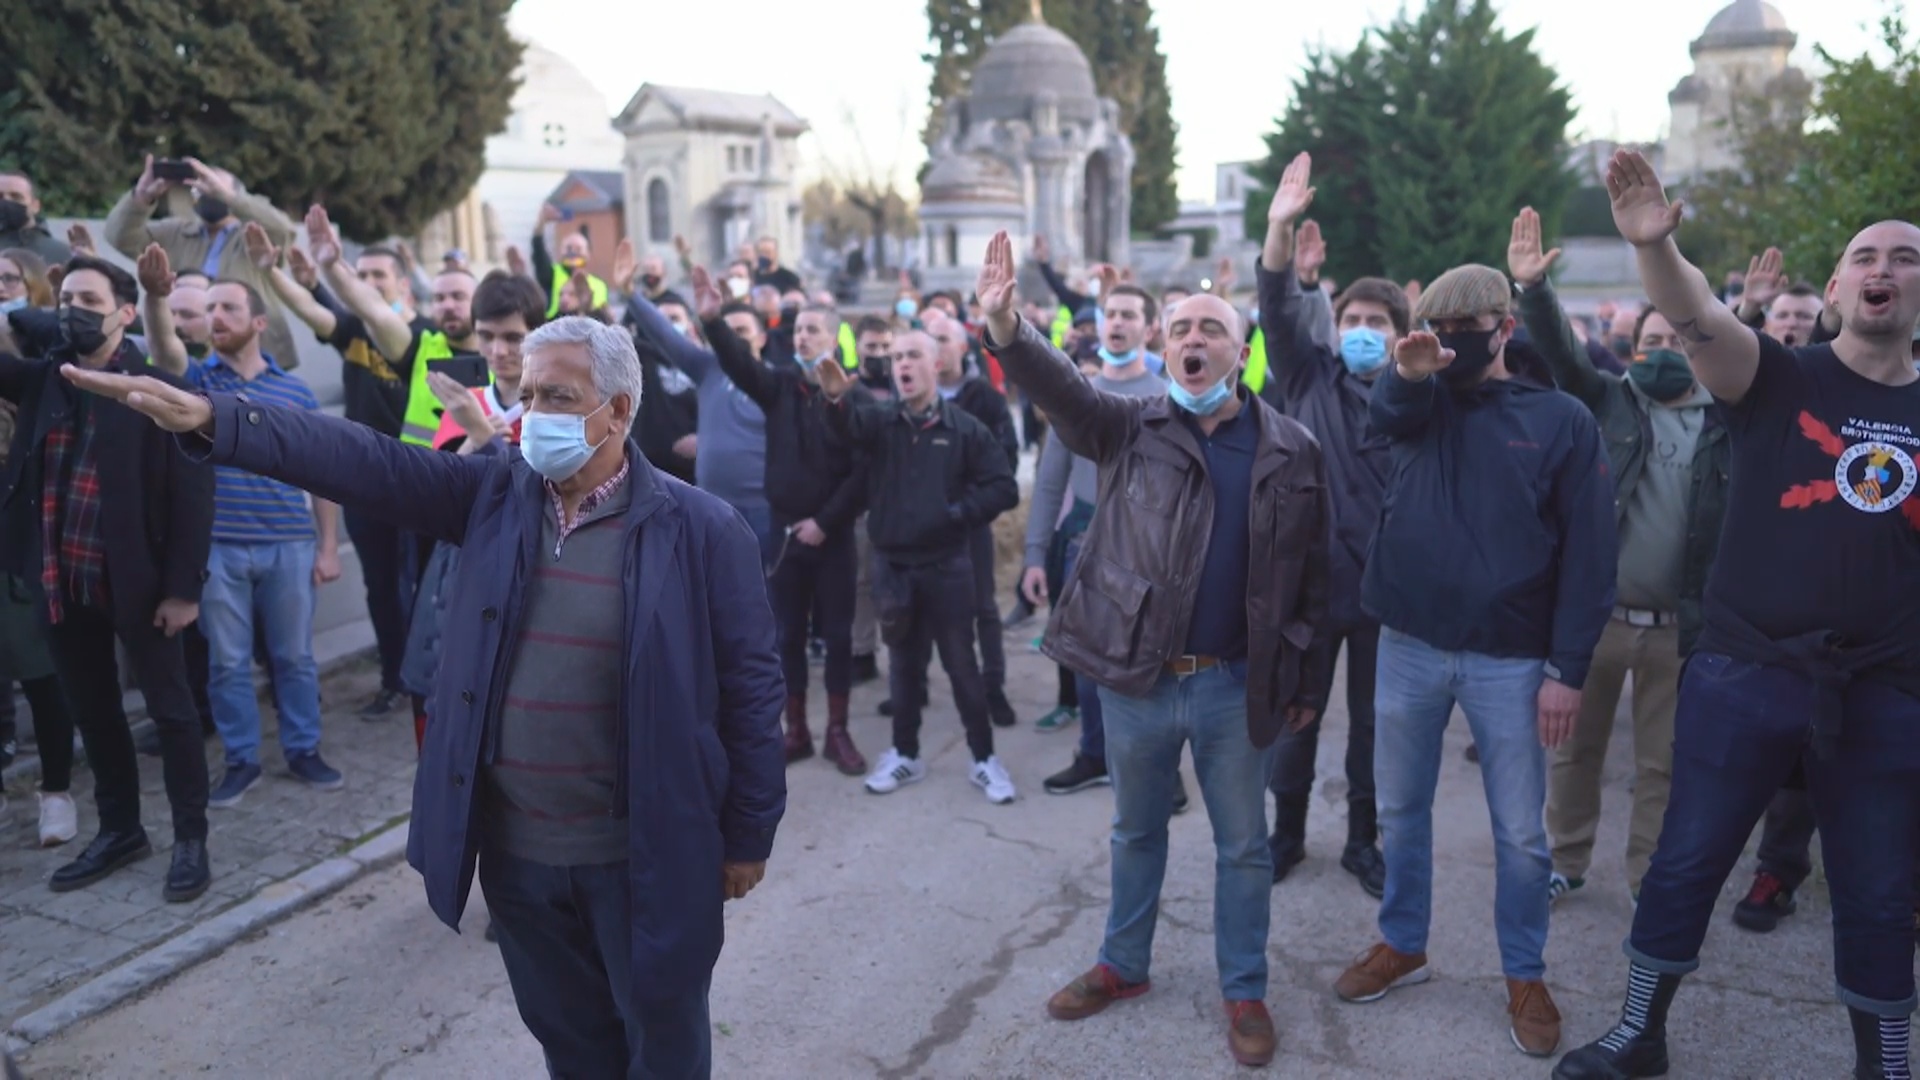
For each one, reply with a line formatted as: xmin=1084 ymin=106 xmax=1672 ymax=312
xmin=1665 ymin=0 xmax=1809 ymax=180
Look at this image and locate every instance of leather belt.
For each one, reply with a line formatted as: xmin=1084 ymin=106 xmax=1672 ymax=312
xmin=1613 ymin=605 xmax=1676 ymax=628
xmin=1165 ymin=654 xmax=1221 ymax=676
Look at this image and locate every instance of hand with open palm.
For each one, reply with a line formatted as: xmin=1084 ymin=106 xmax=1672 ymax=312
xmin=1507 ymin=207 xmax=1562 ymax=289
xmin=1606 ymin=150 xmax=1684 ymax=249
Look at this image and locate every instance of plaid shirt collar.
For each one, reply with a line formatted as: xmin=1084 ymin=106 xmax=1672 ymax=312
xmin=544 ymin=453 xmax=631 ymax=557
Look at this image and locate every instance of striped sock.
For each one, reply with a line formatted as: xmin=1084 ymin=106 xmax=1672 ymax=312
xmin=1883 ymin=1014 xmax=1912 ymax=1080
xmin=1597 ymin=963 xmax=1663 ymax=1053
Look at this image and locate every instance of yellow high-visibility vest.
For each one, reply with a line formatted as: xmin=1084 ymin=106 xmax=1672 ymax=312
xmin=1242 ymin=328 xmax=1269 ymax=395
xmin=1050 ymin=305 xmax=1072 ymax=348
xmin=546 ymin=265 xmax=609 ymax=319
xmin=400 ymin=330 xmax=491 ymax=447
xmin=839 ymin=321 xmax=859 ymax=370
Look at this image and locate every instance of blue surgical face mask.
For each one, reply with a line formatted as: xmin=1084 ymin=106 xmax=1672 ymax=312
xmin=1097 ymin=345 xmax=1141 ymax=368
xmin=1168 ymin=370 xmax=1236 ymax=416
xmin=1339 ymin=327 xmax=1390 ymax=377
xmin=0 ymin=297 xmax=26 ymax=315
xmin=894 ymin=299 xmax=917 ymax=319
xmin=520 ymin=400 xmax=612 ymax=482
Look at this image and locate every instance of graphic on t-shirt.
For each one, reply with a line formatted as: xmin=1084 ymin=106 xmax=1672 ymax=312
xmin=1780 ymin=410 xmax=1920 ymax=527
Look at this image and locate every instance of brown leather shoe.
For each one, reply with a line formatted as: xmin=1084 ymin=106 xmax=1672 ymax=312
xmin=783 ymin=695 xmax=813 ymax=763
xmin=1046 ymin=964 xmax=1149 ymax=1021
xmin=1505 ymin=978 xmax=1561 ymax=1057
xmin=821 ymin=694 xmax=866 ymax=776
xmin=1333 ymin=942 xmax=1430 ymax=1003
xmin=1224 ymin=999 xmax=1276 ymax=1066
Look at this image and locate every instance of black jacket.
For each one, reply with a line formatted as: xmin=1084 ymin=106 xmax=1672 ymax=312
xmin=1257 ymin=264 xmax=1388 ymax=630
xmin=829 ymin=397 xmax=1018 ymax=564
xmin=706 ymin=316 xmax=869 ymax=533
xmin=1362 ymin=365 xmax=1617 ymax=689
xmin=0 ymin=322 xmax=214 ymax=630
xmin=948 ymin=377 xmax=1020 ymax=477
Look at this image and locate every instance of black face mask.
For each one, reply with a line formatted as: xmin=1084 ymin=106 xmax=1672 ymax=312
xmin=1608 ymin=335 xmax=1634 ymax=358
xmin=641 ymin=273 xmax=663 ymax=292
xmin=59 ymin=305 xmax=115 ymax=356
xmin=0 ymin=201 xmax=28 ymax=233
xmin=1434 ymin=328 xmax=1502 ymax=386
xmin=185 ymin=339 xmax=211 ymax=360
xmin=756 ymin=256 xmax=772 ymax=272
xmin=1627 ymin=348 xmax=1695 ymax=402
xmin=193 ymin=194 xmax=230 ymax=224
xmin=1726 ymin=282 xmax=1745 ymax=299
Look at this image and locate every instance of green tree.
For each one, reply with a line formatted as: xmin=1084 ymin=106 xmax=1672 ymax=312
xmin=921 ymin=0 xmax=1180 ymax=234
xmin=0 ymin=0 xmax=520 ymax=241
xmin=1243 ymin=0 xmax=1576 ymax=286
xmin=1677 ymin=76 xmax=1814 ymax=281
xmin=1781 ymin=11 xmax=1920 ymax=277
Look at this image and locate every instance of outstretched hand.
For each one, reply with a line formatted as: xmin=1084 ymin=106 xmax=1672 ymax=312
xmin=1267 ymin=152 xmax=1315 ymax=225
xmin=814 ymin=350 xmax=852 ymax=398
xmin=1506 ymin=207 xmax=1562 ymax=288
xmin=1742 ymin=247 xmax=1786 ymax=312
xmin=690 ymin=266 xmax=724 ymax=321
xmin=1294 ymin=220 xmax=1327 ymax=282
xmin=286 ymin=246 xmax=319 ymax=290
xmin=136 ymin=244 xmax=175 ymax=298
xmin=304 ymin=205 xmax=342 ymax=269
xmin=60 ymin=365 xmax=213 ymax=433
xmin=612 ymin=238 xmax=638 ymax=295
xmin=976 ymin=231 xmax=1019 ymax=343
xmin=1393 ymin=331 xmax=1455 ymax=379
xmin=1606 ymin=150 xmax=1683 ymax=248
xmin=67 ymin=223 xmax=97 ymax=258
xmin=241 ymin=221 xmax=279 ymax=272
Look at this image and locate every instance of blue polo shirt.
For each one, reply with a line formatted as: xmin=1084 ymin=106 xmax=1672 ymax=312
xmin=188 ymin=354 xmax=320 ymax=543
xmin=1181 ymin=396 xmax=1257 ymax=659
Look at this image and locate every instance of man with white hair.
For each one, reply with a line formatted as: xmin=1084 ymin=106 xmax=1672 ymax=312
xmin=59 ymin=315 xmax=788 ymax=1080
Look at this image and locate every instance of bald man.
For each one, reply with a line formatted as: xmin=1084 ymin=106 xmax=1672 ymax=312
xmin=1561 ymin=156 xmax=1920 ymax=1080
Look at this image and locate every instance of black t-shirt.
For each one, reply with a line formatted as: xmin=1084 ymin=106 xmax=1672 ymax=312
xmin=1704 ymin=336 xmax=1920 ymax=657
xmin=327 ymin=311 xmax=435 ymax=437
xmin=753 ymin=266 xmax=802 ymax=295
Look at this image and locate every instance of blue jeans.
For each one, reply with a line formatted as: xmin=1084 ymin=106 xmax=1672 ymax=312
xmin=1098 ymin=665 xmax=1274 ymax=999
xmin=1628 ymin=653 xmax=1920 ymax=1015
xmin=201 ymin=540 xmax=323 ymax=765
xmin=1062 ymin=534 xmax=1106 ymax=760
xmin=1374 ymin=628 xmax=1549 ymax=979
xmin=480 ymin=849 xmax=713 ymax=1078
xmin=734 ymin=504 xmax=776 ymax=569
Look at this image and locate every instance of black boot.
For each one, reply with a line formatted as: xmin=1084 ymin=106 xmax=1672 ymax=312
xmin=164 ymin=838 xmax=212 ymax=903
xmin=1554 ymin=964 xmax=1683 ymax=1079
xmin=1268 ymin=795 xmax=1308 ymax=884
xmin=1340 ymin=798 xmax=1386 ymax=899
xmin=1851 ymin=1006 xmax=1911 ymax=1080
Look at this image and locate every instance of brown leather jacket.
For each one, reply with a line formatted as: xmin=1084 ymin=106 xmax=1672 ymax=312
xmin=988 ymin=317 xmax=1333 ymax=748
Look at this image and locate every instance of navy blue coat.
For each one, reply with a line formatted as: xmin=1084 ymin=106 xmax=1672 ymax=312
xmin=188 ymin=393 xmax=786 ymax=998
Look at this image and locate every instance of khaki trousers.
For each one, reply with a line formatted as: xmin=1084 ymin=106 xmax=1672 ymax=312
xmin=1545 ymin=617 xmax=1680 ymax=892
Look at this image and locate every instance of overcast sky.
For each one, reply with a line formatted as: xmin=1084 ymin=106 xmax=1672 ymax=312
xmin=510 ymin=0 xmax=1912 ymax=203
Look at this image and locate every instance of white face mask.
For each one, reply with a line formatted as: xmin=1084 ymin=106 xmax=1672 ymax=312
xmin=519 ymin=401 xmax=612 ymax=481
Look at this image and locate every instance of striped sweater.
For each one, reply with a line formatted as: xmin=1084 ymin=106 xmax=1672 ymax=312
xmin=482 ymin=477 xmax=631 ymax=865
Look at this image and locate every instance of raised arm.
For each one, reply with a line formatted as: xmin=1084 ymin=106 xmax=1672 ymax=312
xmin=978 ymin=232 xmax=1138 ymax=464
xmin=1031 ymin=235 xmax=1090 ymax=314
xmin=308 ymin=205 xmax=413 ymax=362
xmin=1509 ymin=208 xmax=1606 ymax=409
xmin=59 ymin=368 xmax=491 ymax=546
xmin=530 ymin=206 xmax=559 ymax=292
xmin=695 ymin=267 xmax=778 ymax=407
xmin=242 ymin=223 xmax=337 ymax=339
xmin=1607 ymin=150 xmax=1758 ymax=403
xmin=188 ymin=159 xmax=296 ymax=247
xmin=136 ymin=245 xmax=190 ymax=376
xmin=628 ymin=285 xmax=716 ymax=384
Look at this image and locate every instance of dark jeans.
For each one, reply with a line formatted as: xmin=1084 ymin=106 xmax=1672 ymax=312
xmin=1269 ymin=622 xmax=1380 ymax=810
xmin=1628 ymin=652 xmax=1920 ymax=1014
xmin=1754 ymin=786 xmax=1818 ymax=891
xmin=770 ymin=524 xmax=855 ymax=697
xmin=968 ymin=525 xmax=1006 ymax=692
xmin=46 ymin=603 xmax=210 ymax=842
xmin=874 ymin=551 xmax=994 ymax=762
xmin=344 ymin=507 xmax=410 ymax=691
xmin=480 ymin=849 xmax=712 ymax=1079
xmin=22 ymin=675 xmax=76 ymax=792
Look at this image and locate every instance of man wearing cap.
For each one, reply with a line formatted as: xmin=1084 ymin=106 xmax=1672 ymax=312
xmin=1330 ymin=261 xmax=1617 ymax=1059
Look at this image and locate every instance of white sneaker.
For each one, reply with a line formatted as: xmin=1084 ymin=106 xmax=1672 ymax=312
xmin=38 ymin=791 xmax=78 ymax=848
xmin=864 ymin=749 xmax=926 ymax=795
xmin=970 ymin=756 xmax=1017 ymax=804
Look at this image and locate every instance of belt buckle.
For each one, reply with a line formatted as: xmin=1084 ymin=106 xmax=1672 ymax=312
xmin=1169 ymin=655 xmax=1198 ymax=676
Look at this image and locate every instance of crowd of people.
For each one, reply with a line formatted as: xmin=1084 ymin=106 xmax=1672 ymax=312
xmin=2 ymin=134 xmax=1917 ymax=1080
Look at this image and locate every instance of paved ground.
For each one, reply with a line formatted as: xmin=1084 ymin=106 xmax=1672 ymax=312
xmin=13 ymin=636 xmax=1854 ymax=1079
xmin=0 ymin=659 xmax=411 ymax=1031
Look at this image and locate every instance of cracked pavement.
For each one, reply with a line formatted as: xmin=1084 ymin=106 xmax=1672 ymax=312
xmin=16 ymin=645 xmax=1856 ymax=1078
